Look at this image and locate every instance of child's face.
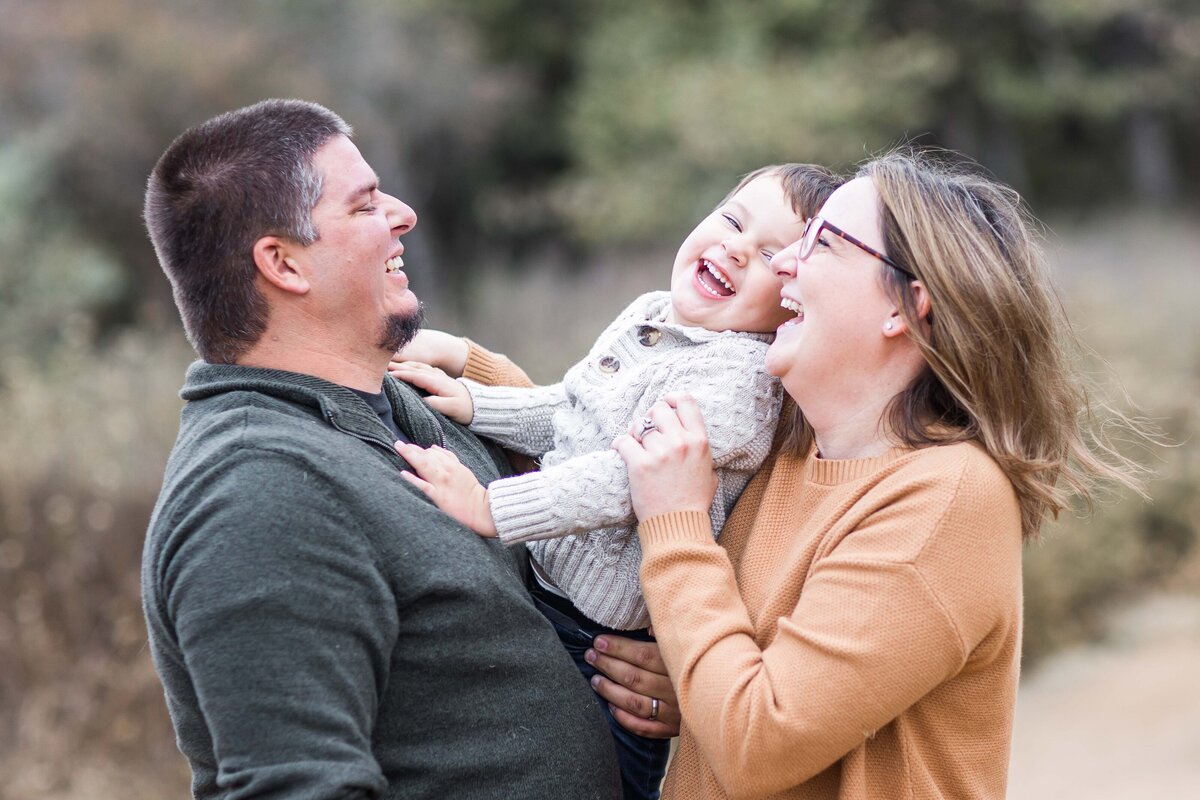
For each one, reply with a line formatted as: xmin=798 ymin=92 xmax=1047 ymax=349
xmin=668 ymin=175 xmax=806 ymax=334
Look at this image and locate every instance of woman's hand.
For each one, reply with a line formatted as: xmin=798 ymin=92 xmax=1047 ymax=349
xmin=613 ymin=394 xmax=718 ymax=521
xmin=586 ymin=632 xmax=681 ymax=739
xmin=389 ymin=329 xmax=470 ymax=377
xmin=389 ymin=362 xmax=474 ymax=424
xmin=394 ymin=442 xmax=497 ymax=537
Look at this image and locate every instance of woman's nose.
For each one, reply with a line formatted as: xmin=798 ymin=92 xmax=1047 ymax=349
xmin=773 ymin=240 xmax=801 ymax=279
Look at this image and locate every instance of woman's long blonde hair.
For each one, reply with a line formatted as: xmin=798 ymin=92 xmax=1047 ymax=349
xmin=789 ymin=149 xmax=1149 ymax=539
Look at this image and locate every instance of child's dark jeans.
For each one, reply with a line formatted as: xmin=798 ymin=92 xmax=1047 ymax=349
xmin=527 ymin=576 xmax=669 ymax=800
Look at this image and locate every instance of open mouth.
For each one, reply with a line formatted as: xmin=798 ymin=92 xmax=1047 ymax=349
xmin=779 ymin=296 xmax=804 ymax=325
xmin=696 ymin=259 xmax=735 ymax=298
xmin=385 ymin=255 xmax=405 ymax=275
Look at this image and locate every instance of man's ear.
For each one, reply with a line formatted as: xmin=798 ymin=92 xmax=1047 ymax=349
xmin=252 ymin=236 xmax=310 ymax=295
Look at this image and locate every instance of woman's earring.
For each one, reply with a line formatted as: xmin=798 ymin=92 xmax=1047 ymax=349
xmin=884 ymin=321 xmax=895 ymax=332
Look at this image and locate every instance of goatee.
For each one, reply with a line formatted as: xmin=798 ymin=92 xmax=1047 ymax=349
xmin=377 ymin=302 xmax=426 ymax=353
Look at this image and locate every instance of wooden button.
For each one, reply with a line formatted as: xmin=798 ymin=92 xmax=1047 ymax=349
xmin=637 ymin=326 xmax=662 ymax=347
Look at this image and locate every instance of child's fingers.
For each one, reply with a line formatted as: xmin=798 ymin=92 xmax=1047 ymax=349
xmin=394 ymin=441 xmax=433 ymax=472
xmin=399 ymin=470 xmax=432 ymax=495
xmin=392 ymin=365 xmax=453 ymax=395
xmin=423 ymin=396 xmax=459 ymax=416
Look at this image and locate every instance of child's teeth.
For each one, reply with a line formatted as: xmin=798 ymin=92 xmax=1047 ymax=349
xmin=704 ymin=261 xmax=734 ymax=292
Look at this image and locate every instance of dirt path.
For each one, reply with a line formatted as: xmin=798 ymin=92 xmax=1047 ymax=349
xmin=1008 ymin=592 xmax=1200 ymax=798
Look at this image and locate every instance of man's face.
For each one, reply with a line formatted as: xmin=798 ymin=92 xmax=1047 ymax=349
xmin=293 ymin=135 xmax=420 ymax=352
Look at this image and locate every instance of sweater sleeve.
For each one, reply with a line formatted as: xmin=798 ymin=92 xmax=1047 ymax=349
xmin=488 ymin=449 xmax=634 ymax=544
xmin=461 ymin=338 xmax=536 ymax=388
xmin=637 ymin=455 xmax=1020 ymax=798
xmin=156 ymin=449 xmax=392 ymax=800
xmin=463 ymin=379 xmax=568 ymax=457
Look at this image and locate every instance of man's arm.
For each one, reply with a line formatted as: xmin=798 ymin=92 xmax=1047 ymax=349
xmin=157 ymin=450 xmax=393 ymax=799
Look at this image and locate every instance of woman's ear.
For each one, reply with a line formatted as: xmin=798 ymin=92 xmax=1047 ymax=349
xmin=883 ymin=281 xmax=932 ymax=338
xmin=252 ymin=236 xmax=310 ymax=295
xmin=911 ymin=280 xmax=932 ymax=322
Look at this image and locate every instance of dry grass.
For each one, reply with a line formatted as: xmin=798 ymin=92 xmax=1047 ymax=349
xmin=0 ymin=211 xmax=1195 ymax=798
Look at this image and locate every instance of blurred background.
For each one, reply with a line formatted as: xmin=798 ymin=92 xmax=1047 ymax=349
xmin=0 ymin=0 xmax=1197 ymax=796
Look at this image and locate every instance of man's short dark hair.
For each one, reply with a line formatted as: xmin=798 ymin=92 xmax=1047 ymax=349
xmin=144 ymin=99 xmax=352 ymax=363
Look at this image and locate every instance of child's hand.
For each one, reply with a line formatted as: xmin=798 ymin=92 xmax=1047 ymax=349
xmin=395 ymin=442 xmax=498 ymax=538
xmin=389 ymin=329 xmax=469 ymax=377
xmin=389 ymin=362 xmax=474 ymax=424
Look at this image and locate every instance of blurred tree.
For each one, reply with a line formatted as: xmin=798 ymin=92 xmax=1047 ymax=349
xmin=0 ymin=0 xmax=1196 ymax=326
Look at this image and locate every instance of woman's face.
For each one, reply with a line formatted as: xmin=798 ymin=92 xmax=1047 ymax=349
xmin=764 ymin=177 xmax=899 ymax=391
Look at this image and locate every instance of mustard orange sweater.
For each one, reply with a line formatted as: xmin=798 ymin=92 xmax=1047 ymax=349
xmin=463 ymin=343 xmax=1024 ymax=799
xmin=640 ymin=433 xmax=1023 ymax=799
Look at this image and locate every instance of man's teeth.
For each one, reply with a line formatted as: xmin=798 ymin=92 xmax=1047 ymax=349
xmin=385 ymin=255 xmax=405 ymax=274
xmin=702 ymin=260 xmax=734 ymax=294
xmin=780 ymin=297 xmax=804 ymax=316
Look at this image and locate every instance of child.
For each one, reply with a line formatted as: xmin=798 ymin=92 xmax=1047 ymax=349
xmin=391 ymin=164 xmax=841 ymax=800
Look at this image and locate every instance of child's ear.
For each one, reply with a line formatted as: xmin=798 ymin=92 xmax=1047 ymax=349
xmin=252 ymin=236 xmax=310 ymax=295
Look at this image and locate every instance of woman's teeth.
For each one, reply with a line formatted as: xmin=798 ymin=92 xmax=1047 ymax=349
xmin=780 ymin=297 xmax=804 ymax=321
xmin=385 ymin=255 xmax=405 ymax=274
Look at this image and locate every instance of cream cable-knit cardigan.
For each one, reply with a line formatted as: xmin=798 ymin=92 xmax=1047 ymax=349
xmin=463 ymin=291 xmax=782 ymax=630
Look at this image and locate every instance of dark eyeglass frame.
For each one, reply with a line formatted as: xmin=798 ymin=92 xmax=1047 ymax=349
xmin=799 ymin=217 xmax=917 ymax=281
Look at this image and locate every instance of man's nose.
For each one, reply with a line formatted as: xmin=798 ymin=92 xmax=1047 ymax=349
xmin=383 ymin=193 xmax=417 ymax=235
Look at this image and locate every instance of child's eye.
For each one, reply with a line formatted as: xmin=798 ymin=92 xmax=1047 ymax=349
xmin=722 ymin=213 xmax=743 ymax=232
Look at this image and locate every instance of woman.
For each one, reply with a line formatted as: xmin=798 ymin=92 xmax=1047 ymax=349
xmin=610 ymin=151 xmax=1146 ymax=798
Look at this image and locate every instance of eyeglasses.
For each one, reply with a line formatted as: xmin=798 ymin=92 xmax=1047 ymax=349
xmin=798 ymin=217 xmax=916 ymax=280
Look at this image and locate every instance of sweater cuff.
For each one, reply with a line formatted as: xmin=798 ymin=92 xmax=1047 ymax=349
xmin=488 ymin=472 xmax=561 ymax=545
xmin=463 ymin=380 xmax=545 ymax=442
xmin=462 ymin=338 xmax=534 ymax=388
xmin=638 ymin=510 xmax=714 ymax=547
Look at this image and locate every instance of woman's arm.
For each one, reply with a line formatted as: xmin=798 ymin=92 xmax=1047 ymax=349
xmin=461 ymin=338 xmax=535 ymax=388
xmin=616 ymin=396 xmax=1019 ymax=795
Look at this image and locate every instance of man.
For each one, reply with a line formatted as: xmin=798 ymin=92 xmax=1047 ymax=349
xmin=142 ymin=99 xmax=673 ymax=800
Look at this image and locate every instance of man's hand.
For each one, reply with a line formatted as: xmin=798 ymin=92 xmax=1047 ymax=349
xmin=389 ymin=329 xmax=470 ymax=377
xmin=389 ymin=362 xmax=474 ymax=424
xmin=586 ymin=633 xmax=680 ymax=739
xmin=395 ymin=442 xmax=497 ymax=538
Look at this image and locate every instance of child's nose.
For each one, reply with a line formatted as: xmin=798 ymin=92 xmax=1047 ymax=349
xmin=721 ymin=235 xmax=750 ymax=267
